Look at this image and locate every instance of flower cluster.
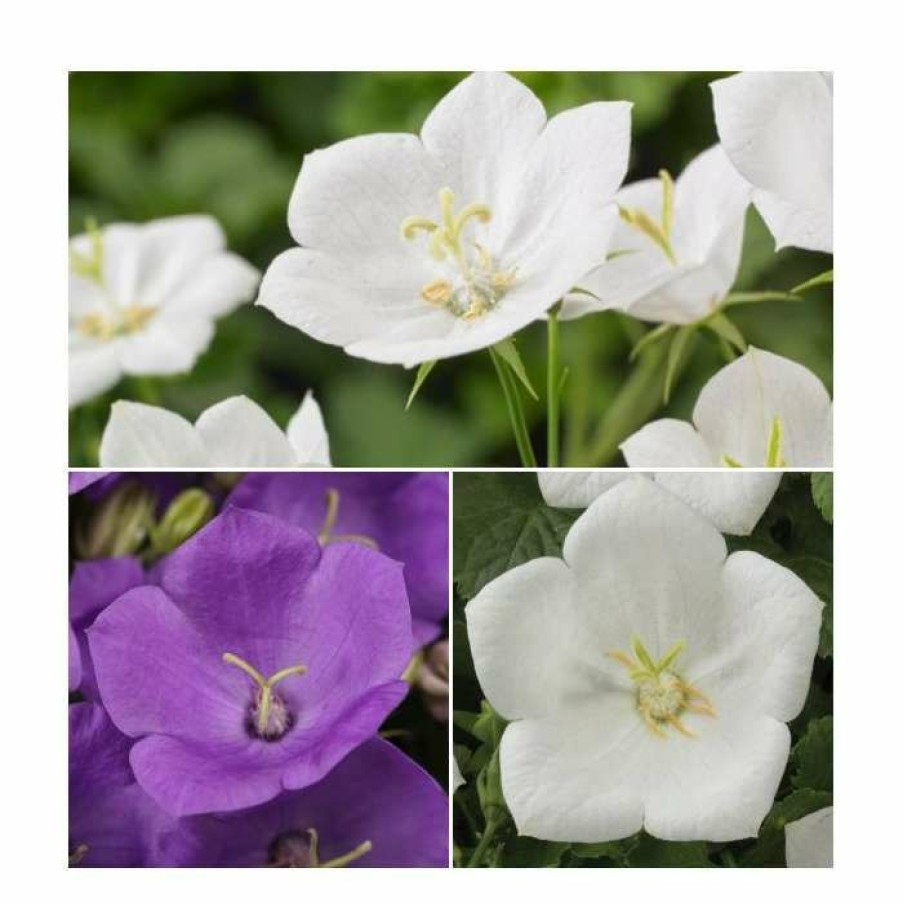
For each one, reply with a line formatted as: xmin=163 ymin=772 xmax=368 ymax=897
xmin=69 ymin=71 xmax=831 ymax=468
xmin=69 ymin=473 xmax=449 ymax=867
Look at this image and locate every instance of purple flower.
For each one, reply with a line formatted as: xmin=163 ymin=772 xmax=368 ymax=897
xmin=229 ymin=473 xmax=448 ymax=645
xmin=159 ymin=738 xmax=448 ymax=867
xmin=69 ymin=557 xmax=145 ymax=700
xmin=69 ymin=624 xmax=82 ymax=692
xmin=69 ymin=703 xmax=173 ymax=867
xmin=88 ymin=507 xmax=412 ymax=817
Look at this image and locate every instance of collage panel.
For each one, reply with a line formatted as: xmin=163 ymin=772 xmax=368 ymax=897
xmin=452 ymin=470 xmax=832 ymax=867
xmin=68 ymin=471 xmax=450 ymax=868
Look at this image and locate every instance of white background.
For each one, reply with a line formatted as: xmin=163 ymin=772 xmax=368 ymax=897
xmin=2 ymin=0 xmax=896 ymax=892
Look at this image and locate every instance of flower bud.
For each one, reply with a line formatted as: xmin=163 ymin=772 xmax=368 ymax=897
xmin=75 ymin=481 xmax=156 ymax=559
xmin=149 ymin=488 xmax=215 ymax=558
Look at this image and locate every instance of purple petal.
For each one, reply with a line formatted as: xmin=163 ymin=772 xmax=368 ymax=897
xmin=69 ymin=624 xmax=82 ymax=692
xmin=158 ymin=738 xmax=449 ymax=867
xmin=69 ymin=472 xmax=110 ymax=495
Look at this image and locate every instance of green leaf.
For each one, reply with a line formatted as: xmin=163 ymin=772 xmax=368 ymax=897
xmin=664 ymin=325 xmax=696 ymax=403
xmin=792 ymin=269 xmax=834 ymax=293
xmin=570 ymin=840 xmax=633 ymax=862
xmin=629 ymin=322 xmax=673 ymax=361
xmin=501 ymin=837 xmax=570 ymax=867
xmin=791 ymin=716 xmax=833 ymax=792
xmin=740 ymin=789 xmax=832 ymax=866
xmin=472 ymin=700 xmax=507 ymax=749
xmin=785 ymin=555 xmax=833 ymax=657
xmin=811 ymin=473 xmax=833 ymax=524
xmin=493 ymin=337 xmax=539 ymax=401
xmin=405 ymin=360 xmax=437 ymax=410
xmin=705 ymin=312 xmax=747 ymax=352
xmin=628 ymin=834 xmax=711 ymax=867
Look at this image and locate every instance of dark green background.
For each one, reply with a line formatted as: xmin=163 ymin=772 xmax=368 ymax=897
xmin=69 ymin=72 xmax=832 ymax=466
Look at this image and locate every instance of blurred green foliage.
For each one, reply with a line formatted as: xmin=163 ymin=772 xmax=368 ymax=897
xmin=69 ymin=72 xmax=832 ymax=466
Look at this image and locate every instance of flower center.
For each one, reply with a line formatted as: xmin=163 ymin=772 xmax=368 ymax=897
xmin=607 ymin=635 xmax=715 ymax=738
xmin=267 ymin=827 xmax=373 ymax=868
xmin=618 ymin=170 xmax=678 ymax=265
xmin=317 ymin=488 xmax=379 ymax=550
xmin=721 ymin=416 xmax=786 ymax=468
xmin=70 ymin=218 xmax=158 ymax=341
xmin=222 ymin=653 xmax=308 ymax=741
xmin=400 ymin=187 xmax=516 ymax=320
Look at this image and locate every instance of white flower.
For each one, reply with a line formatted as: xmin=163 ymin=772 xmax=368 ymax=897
xmin=258 ymin=71 xmax=631 ymax=367
xmin=466 ymin=478 xmax=822 ymax=843
xmin=563 ymin=145 xmax=750 ymax=324
xmin=453 ymin=757 xmax=465 ymax=794
xmin=538 ymin=469 xmax=780 ymax=537
xmin=712 ymin=72 xmax=833 ymax=254
xmin=69 ymin=215 xmax=259 ymax=408
xmin=785 ymin=806 xmax=833 ymax=868
xmin=622 ymin=347 xmax=832 ymax=468
xmin=98 ymin=393 xmax=330 ymax=467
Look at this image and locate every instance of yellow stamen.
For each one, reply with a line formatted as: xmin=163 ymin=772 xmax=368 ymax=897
xmin=420 ymin=279 xmax=453 ymax=306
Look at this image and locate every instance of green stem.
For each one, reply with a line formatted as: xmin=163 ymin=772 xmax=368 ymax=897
xmin=489 ymin=349 xmax=537 ymax=467
xmin=465 ymin=817 xmax=500 ymax=868
xmin=546 ymin=302 xmax=561 ymax=467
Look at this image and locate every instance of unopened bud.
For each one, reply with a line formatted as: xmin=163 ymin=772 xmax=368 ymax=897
xmin=75 ymin=481 xmax=156 ymax=559
xmin=149 ymin=488 xmax=215 ymax=558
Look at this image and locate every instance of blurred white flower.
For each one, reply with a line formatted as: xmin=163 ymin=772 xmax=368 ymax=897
xmin=452 ymin=757 xmax=465 ymax=794
xmin=622 ymin=348 xmax=832 ymax=468
xmin=712 ymin=72 xmax=833 ymax=254
xmin=258 ymin=71 xmax=631 ymax=367
xmin=785 ymin=806 xmax=833 ymax=868
xmin=99 ymin=393 xmax=330 ymax=467
xmin=69 ymin=215 xmax=259 ymax=407
xmin=538 ymin=469 xmax=780 ymax=537
xmin=565 ymin=145 xmax=751 ymax=324
xmin=467 ymin=478 xmax=822 ymax=843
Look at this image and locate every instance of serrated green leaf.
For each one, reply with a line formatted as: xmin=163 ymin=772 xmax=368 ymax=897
xmin=664 ymin=325 xmax=696 ymax=403
xmin=493 ymin=338 xmax=539 ymax=401
xmin=811 ymin=473 xmax=833 ymax=524
xmin=628 ymin=834 xmax=711 ymax=867
xmin=501 ymin=836 xmax=570 ymax=867
xmin=705 ymin=312 xmax=747 ymax=352
xmin=629 ymin=322 xmax=673 ymax=361
xmin=405 ymin=359 xmax=437 ymax=410
xmin=792 ymin=269 xmax=833 ymax=293
xmin=791 ymin=716 xmax=833 ymax=792
xmin=741 ymin=789 xmax=832 ymax=866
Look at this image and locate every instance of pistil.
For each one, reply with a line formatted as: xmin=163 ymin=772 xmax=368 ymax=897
xmin=268 ymin=827 xmax=373 ymax=868
xmin=317 ymin=488 xmax=379 ymax=550
xmin=618 ymin=170 xmax=678 ymax=265
xmin=222 ymin=653 xmax=308 ymax=740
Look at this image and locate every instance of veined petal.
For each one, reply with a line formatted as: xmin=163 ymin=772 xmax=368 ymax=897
xmin=286 ymin=391 xmax=331 ymax=465
xmin=786 ymin=807 xmax=833 ymax=868
xmin=712 ymin=72 xmax=832 ymax=253
xmin=538 ymin=471 xmax=629 ymax=508
xmin=99 ymin=401 xmax=207 ymax=467
xmin=693 ymin=348 xmax=833 ymax=466
xmin=194 ymin=396 xmax=297 ymax=467
xmin=466 ymin=557 xmax=594 ymax=721
xmin=621 ymin=419 xmax=717 ymax=467
xmin=500 ymin=695 xmax=646 ymax=842
xmin=69 ymin=342 xmax=122 ymax=408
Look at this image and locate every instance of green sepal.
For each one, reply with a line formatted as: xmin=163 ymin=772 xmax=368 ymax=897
xmin=721 ymin=290 xmax=802 ymax=308
xmin=792 ymin=269 xmax=833 ymax=294
xmin=493 ymin=337 xmax=538 ymax=401
xmin=629 ymin=322 xmax=673 ymax=362
xmin=405 ymin=360 xmax=437 ymax=410
xmin=705 ymin=312 xmax=747 ymax=353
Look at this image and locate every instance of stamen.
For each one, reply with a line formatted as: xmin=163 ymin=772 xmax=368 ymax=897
xmin=222 ymin=653 xmax=307 ymax=739
xmin=69 ymin=217 xmax=105 ymax=283
xmin=659 ymin=169 xmax=675 ymax=239
xmin=267 ymin=828 xmax=373 ymax=868
xmin=618 ymin=171 xmax=679 ymax=265
xmin=421 ymin=279 xmax=453 ymax=306
xmin=400 ymin=216 xmax=438 ymax=241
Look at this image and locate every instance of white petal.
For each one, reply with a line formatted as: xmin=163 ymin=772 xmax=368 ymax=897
xmin=452 ymin=757 xmax=465 ymax=794
xmin=538 ymin=471 xmax=630 ymax=508
xmin=644 ymin=708 xmax=790 ymax=841
xmin=466 ymin=557 xmax=596 ymax=721
xmin=162 ymin=252 xmax=259 ymax=319
xmin=420 ymin=71 xmax=547 ymax=211
xmin=693 ymin=348 xmax=833 ymax=466
xmin=288 ymin=132 xmax=439 ymax=254
xmin=562 ymin=478 xmax=727 ymax=659
xmin=500 ymin=695 xmax=646 ymax=842
xmin=712 ymin=72 xmax=832 ymax=253
xmin=69 ymin=342 xmax=122 ymax=408
xmin=117 ymin=316 xmax=215 ymax=376
xmin=99 ymin=401 xmax=207 ymax=467
xmin=786 ymin=807 xmax=833 ymax=868
xmin=286 ymin=391 xmax=332 ymax=465
xmin=194 ymin=396 xmax=297 ymax=466
xmin=654 ymin=471 xmax=781 ymax=536
xmin=621 ymin=419 xmax=717 ymax=466
xmin=693 ymin=551 xmax=823 ymax=723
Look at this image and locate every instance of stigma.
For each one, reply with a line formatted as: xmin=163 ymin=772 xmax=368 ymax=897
xmin=607 ymin=635 xmax=715 ymax=738
xmin=618 ymin=170 xmax=678 ymax=265
xmin=268 ymin=827 xmax=373 ymax=868
xmin=400 ymin=187 xmax=516 ymax=320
